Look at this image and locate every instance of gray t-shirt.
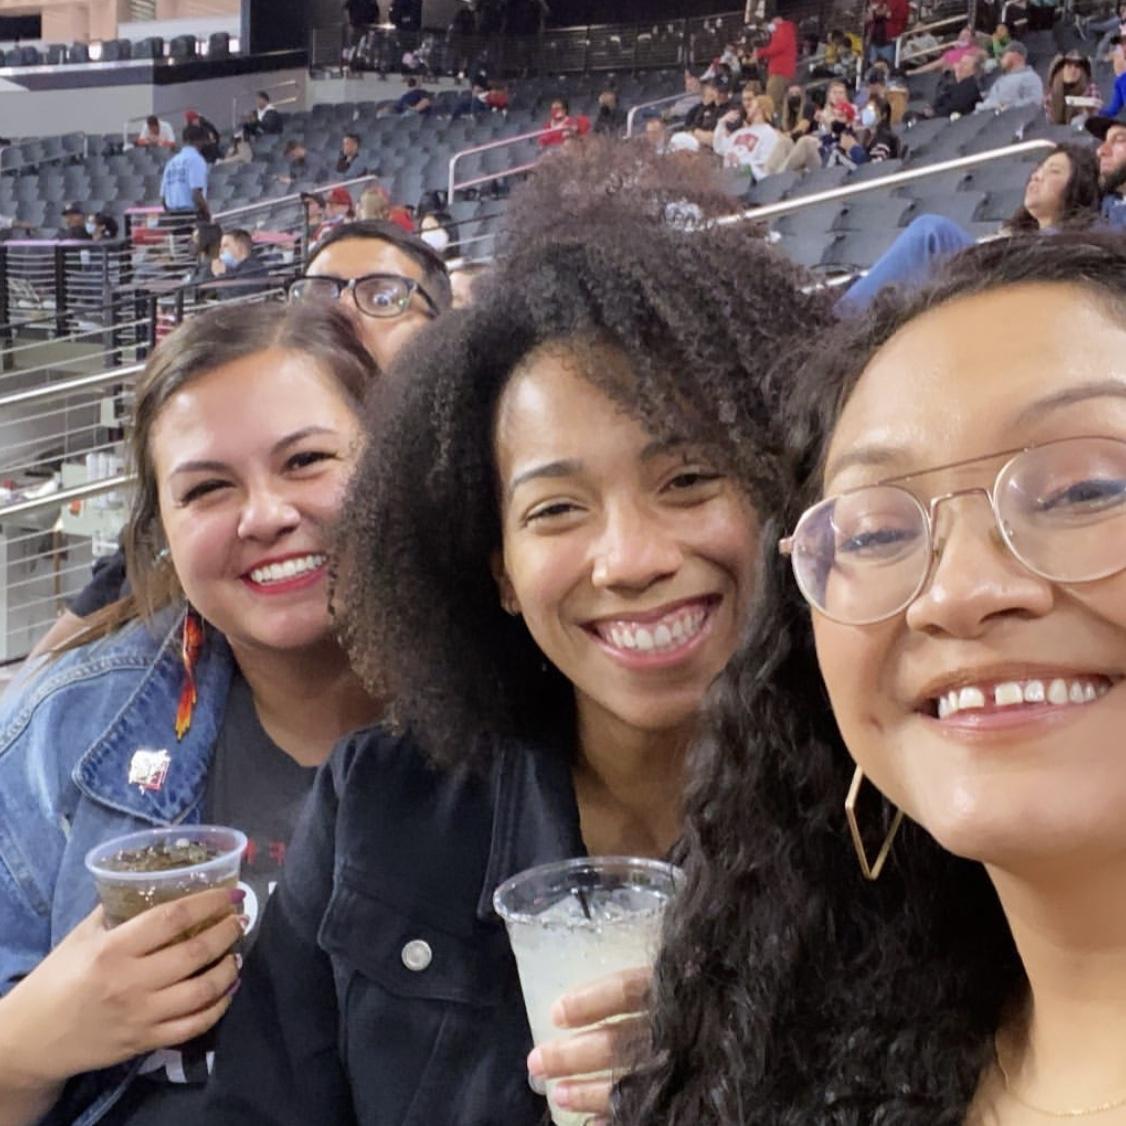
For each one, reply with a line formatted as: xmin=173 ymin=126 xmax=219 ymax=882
xmin=113 ymin=672 xmax=317 ymax=1124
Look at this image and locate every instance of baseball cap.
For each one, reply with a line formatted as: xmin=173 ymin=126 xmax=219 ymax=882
xmin=184 ymin=109 xmax=200 ymax=122
xmin=327 ymin=187 xmax=353 ymax=207
xmin=1086 ymin=107 xmax=1126 ymax=140
xmin=1002 ymin=39 xmax=1028 ymax=58
xmin=62 ymin=202 xmax=84 ymax=216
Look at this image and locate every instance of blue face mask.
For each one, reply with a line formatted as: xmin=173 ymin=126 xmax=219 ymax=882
xmin=219 ymin=250 xmax=240 ymax=268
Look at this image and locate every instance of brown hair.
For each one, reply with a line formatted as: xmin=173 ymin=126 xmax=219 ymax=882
xmin=71 ymin=302 xmax=376 ymax=646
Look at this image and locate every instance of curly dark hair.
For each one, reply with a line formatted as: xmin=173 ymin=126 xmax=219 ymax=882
xmin=614 ymin=232 xmax=1126 ymax=1126
xmin=1006 ymin=143 xmax=1100 ymax=233
xmin=332 ymin=207 xmax=832 ymax=768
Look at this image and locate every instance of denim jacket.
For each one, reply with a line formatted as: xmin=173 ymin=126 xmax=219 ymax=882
xmin=0 ymin=606 xmax=234 ymax=1125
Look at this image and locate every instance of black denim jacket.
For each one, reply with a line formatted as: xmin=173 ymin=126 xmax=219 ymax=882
xmin=204 ymin=725 xmax=584 ymax=1125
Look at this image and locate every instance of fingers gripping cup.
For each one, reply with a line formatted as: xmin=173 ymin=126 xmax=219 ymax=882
xmin=493 ymin=857 xmax=681 ymax=1126
xmin=85 ymin=825 xmax=247 ymax=930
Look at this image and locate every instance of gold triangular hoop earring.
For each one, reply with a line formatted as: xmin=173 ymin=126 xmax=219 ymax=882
xmin=844 ymin=766 xmax=904 ymax=881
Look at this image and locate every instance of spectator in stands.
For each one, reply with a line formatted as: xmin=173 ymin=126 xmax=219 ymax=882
xmin=417 ymin=211 xmax=453 ymax=257
xmin=714 ymin=92 xmax=784 ymax=179
xmin=1045 ymin=50 xmax=1102 ymax=125
xmin=838 ymin=142 xmax=1100 ymax=315
xmin=686 ymin=74 xmax=735 ymax=149
xmin=160 ymin=123 xmax=211 ymax=223
xmin=56 ymin=202 xmax=91 ymax=241
xmin=643 ymin=115 xmax=671 ymax=153
xmin=819 ymin=78 xmax=858 ymax=128
xmin=344 ymin=0 xmax=379 ymax=50
xmin=781 ymin=84 xmax=817 ymax=137
xmin=923 ymin=50 xmax=985 ymax=116
xmin=913 ymin=25 xmax=982 ymax=74
xmin=866 ymin=0 xmax=909 ymax=64
xmin=754 ymin=14 xmax=798 ymax=115
xmin=135 ymin=114 xmax=175 ymax=148
xmin=815 ymin=27 xmax=863 ymax=77
xmin=323 ymin=185 xmax=355 ymax=229
xmin=614 ymin=229 xmax=1126 ymax=1126
xmin=394 ymin=76 xmax=433 ymax=114
xmin=538 ymin=97 xmax=592 ymax=147
xmin=668 ymin=69 xmax=703 ymax=120
xmin=288 ymin=219 xmax=452 ymax=373
xmin=593 ymin=86 xmax=625 ymax=136
xmin=242 ymin=90 xmax=283 ymax=139
xmin=1092 ymin=4 xmax=1126 ymax=62
xmin=210 ymin=227 xmax=268 ymax=288
xmin=975 ymin=40 xmax=1045 ymax=112
xmin=1102 ymin=53 xmax=1126 ymax=116
xmin=301 ymin=191 xmax=327 ymax=240
xmin=205 ymin=194 xmax=832 ymax=1126
xmin=1087 ymin=108 xmax=1126 ymax=227
xmin=989 ymin=21 xmax=1012 ymax=65
xmin=91 ymin=212 xmax=119 ymax=241
xmin=357 ymin=183 xmax=414 ymax=231
xmin=451 ymin=77 xmax=490 ymax=118
xmin=335 ymin=131 xmax=363 ymax=175
xmin=185 ymin=109 xmax=222 ymax=162
xmin=835 ymin=95 xmax=902 ymax=164
xmin=280 ymin=139 xmax=322 ymax=186
xmin=188 ymin=220 xmax=223 ymax=282
xmin=0 ymin=302 xmax=380 ymax=1126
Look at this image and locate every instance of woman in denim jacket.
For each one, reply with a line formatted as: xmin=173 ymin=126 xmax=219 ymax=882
xmin=0 ymin=301 xmax=380 ymax=1125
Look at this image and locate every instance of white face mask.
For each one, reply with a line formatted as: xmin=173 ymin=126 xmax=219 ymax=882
xmin=85 ymin=220 xmax=97 ymax=235
xmin=420 ymin=227 xmax=450 ymax=253
xmin=860 ymin=104 xmax=878 ymax=127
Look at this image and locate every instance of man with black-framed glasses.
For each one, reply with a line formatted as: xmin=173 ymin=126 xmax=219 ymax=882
xmin=288 ymin=219 xmax=452 ymax=373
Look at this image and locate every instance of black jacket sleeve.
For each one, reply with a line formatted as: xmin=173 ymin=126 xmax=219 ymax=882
xmin=203 ymin=750 xmax=356 ymax=1125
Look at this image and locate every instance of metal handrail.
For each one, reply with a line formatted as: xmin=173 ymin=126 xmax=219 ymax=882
xmin=231 ymin=79 xmax=300 ymax=130
xmin=0 ymin=365 xmax=142 ymax=411
xmin=211 ymin=172 xmax=383 ymax=222
xmin=717 ymin=138 xmax=1054 ymax=226
xmin=894 ymin=15 xmax=973 ymax=68
xmin=0 ymin=474 xmax=133 ymax=522
xmin=625 ymin=93 xmax=693 ymax=138
xmin=447 ymin=127 xmax=556 ymax=201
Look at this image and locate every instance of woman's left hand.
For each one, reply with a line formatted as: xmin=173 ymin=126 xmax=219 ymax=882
xmin=526 ymin=966 xmax=652 ymax=1121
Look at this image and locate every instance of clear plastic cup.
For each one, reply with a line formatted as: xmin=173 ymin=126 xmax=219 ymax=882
xmin=493 ymin=856 xmax=681 ymax=1126
xmin=85 ymin=825 xmax=247 ymax=930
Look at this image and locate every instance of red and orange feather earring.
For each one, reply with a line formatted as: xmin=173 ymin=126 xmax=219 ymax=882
xmin=174 ymin=609 xmax=205 ymax=740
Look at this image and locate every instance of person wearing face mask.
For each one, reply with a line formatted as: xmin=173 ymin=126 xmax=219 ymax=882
xmin=0 ymin=303 xmax=381 ymax=1126
xmin=203 ymin=185 xmax=833 ymax=1126
xmin=616 ymin=231 xmax=1126 ymax=1126
xmin=209 ymin=229 xmax=269 ymax=294
xmin=56 ymin=202 xmax=92 ymax=241
xmin=417 ymin=212 xmax=452 ymax=257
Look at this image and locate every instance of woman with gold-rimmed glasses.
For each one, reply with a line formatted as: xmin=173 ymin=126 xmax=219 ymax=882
xmin=616 ymin=233 xmax=1126 ymax=1126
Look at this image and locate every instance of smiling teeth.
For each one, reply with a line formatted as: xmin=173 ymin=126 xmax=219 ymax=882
xmin=602 ymin=606 xmax=708 ymax=653
xmin=936 ymin=678 xmax=1110 ymax=718
xmin=248 ymin=554 xmax=326 ymax=585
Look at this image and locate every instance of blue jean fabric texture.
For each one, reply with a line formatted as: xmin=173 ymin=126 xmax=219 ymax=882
xmin=0 ymin=606 xmax=234 ymax=1124
xmin=836 ymin=213 xmax=975 ymax=317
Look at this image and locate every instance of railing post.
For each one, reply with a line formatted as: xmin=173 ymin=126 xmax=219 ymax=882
xmin=0 ymin=244 xmax=10 ymax=372
xmin=54 ymin=244 xmax=68 ymax=337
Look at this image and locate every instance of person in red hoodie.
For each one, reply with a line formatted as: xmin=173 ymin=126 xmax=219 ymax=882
xmin=755 ymin=16 xmax=798 ymax=123
xmin=538 ymin=97 xmax=592 ymax=147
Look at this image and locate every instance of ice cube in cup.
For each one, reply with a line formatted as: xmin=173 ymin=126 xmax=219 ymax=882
xmin=85 ymin=825 xmax=247 ymax=930
xmin=493 ymin=857 xmax=681 ymax=1126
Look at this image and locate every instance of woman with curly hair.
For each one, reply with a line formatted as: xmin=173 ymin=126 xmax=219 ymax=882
xmin=203 ymin=205 xmax=831 ymax=1124
xmin=615 ymin=231 xmax=1126 ymax=1124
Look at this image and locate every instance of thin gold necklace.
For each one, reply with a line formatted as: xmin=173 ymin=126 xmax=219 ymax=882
xmin=994 ymin=1036 xmax=1126 ymax=1119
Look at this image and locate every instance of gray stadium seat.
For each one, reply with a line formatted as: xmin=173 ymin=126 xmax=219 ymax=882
xmin=821 ymin=227 xmax=904 ymax=270
xmin=209 ymin=32 xmax=231 ymax=57
xmin=903 ymin=190 xmax=988 ymax=227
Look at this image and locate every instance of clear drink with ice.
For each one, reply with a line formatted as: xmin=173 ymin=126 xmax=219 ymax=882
xmin=494 ymin=857 xmax=681 ymax=1126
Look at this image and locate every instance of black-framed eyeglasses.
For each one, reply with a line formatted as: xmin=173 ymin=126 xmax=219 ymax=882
xmin=779 ymin=435 xmax=1126 ymax=625
xmin=286 ymin=272 xmax=439 ymax=319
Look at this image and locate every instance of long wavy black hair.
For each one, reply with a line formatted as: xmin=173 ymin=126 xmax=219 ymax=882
xmin=614 ymin=232 xmax=1126 ymax=1125
xmin=1005 ymin=142 xmax=1100 ymax=233
xmin=331 ymin=202 xmax=832 ymax=768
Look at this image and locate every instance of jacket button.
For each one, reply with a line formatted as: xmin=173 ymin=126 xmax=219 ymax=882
xmin=401 ymin=939 xmax=433 ymax=972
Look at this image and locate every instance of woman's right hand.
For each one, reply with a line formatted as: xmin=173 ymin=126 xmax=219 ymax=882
xmin=0 ymin=886 xmax=244 ymax=1090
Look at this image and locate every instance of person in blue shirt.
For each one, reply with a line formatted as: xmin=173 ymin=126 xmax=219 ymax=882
xmin=160 ymin=124 xmax=211 ymax=222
